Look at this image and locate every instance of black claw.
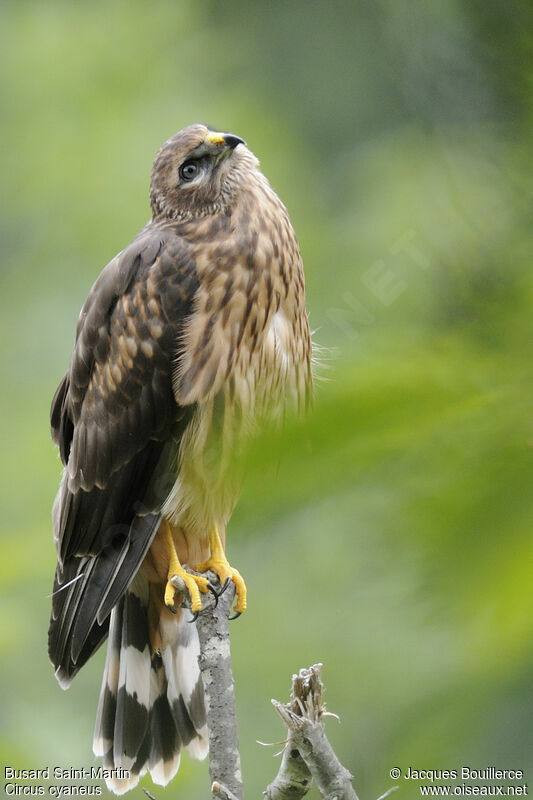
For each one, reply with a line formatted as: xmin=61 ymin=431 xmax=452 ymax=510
xmin=187 ymin=610 xmax=200 ymax=623
xmin=228 ymin=611 xmax=242 ymax=621
xmin=207 ymin=582 xmax=219 ymax=607
xmin=206 ymin=576 xmax=232 ymax=607
xmin=166 ymin=603 xmax=177 ymax=615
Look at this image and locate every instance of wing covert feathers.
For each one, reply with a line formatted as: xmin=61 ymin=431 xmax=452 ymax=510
xmin=48 ymin=227 xmax=198 ymax=681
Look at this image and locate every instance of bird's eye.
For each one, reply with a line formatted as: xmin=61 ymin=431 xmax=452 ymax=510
xmin=179 ymin=160 xmax=199 ymax=182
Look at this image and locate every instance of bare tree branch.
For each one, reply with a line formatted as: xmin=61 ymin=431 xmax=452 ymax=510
xmin=194 ymin=578 xmax=244 ymax=800
xmin=263 ymin=738 xmax=312 ymax=799
xmin=268 ymin=665 xmax=359 ymax=800
xmin=263 ymin=667 xmax=317 ymax=799
xmin=211 ymin=779 xmax=241 ymax=800
xmin=375 ymin=788 xmax=398 ymax=800
xmin=184 ymin=577 xmax=360 ymax=800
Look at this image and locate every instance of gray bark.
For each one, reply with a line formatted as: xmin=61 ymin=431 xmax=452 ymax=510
xmin=263 ymin=740 xmax=312 ymax=799
xmin=267 ymin=665 xmax=359 ymax=800
xmin=194 ymin=578 xmax=244 ymax=800
xmin=178 ymin=574 xmax=361 ymax=800
xmin=211 ymin=780 xmax=242 ymax=800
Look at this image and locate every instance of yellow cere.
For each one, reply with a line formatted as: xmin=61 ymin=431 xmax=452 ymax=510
xmin=206 ymin=132 xmax=226 ymax=146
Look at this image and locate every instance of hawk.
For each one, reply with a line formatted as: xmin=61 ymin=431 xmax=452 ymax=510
xmin=48 ymin=124 xmax=312 ymax=793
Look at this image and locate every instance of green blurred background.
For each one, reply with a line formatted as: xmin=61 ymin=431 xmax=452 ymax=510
xmin=1 ymin=1 xmax=532 ymax=797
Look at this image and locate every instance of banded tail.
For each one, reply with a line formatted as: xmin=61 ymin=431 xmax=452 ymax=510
xmin=92 ymin=574 xmax=208 ymax=794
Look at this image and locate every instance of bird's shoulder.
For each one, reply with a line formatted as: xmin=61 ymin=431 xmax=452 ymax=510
xmin=73 ymin=222 xmax=194 ymax=343
xmin=51 ymin=222 xmax=200 ymax=463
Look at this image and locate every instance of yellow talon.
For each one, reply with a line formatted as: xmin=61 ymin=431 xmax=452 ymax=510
xmin=195 ymin=526 xmax=247 ymax=614
xmin=163 ymin=520 xmax=209 ymax=613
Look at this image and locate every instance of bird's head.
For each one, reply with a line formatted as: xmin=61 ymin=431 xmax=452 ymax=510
xmin=149 ymin=123 xmax=258 ymax=221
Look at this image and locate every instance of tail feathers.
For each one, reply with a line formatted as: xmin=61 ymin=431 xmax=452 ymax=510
xmin=147 ymin=670 xmax=182 ymax=785
xmin=161 ymin=615 xmax=208 ymax=759
xmin=93 ymin=575 xmax=207 ymax=794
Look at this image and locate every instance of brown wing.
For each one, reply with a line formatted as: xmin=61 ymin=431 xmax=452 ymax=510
xmin=48 ymin=226 xmax=199 ymax=687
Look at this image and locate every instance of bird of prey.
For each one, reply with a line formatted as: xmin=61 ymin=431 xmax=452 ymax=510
xmin=48 ymin=123 xmax=312 ymax=794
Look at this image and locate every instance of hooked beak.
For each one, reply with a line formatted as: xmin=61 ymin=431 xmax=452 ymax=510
xmin=205 ymin=131 xmax=246 ymax=151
